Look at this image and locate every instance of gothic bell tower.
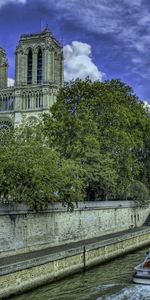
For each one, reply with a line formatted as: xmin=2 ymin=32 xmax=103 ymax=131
xmin=15 ymin=26 xmax=63 ymax=87
xmin=0 ymin=27 xmax=64 ymax=128
xmin=0 ymin=48 xmax=8 ymax=89
xmin=13 ymin=27 xmax=64 ymax=124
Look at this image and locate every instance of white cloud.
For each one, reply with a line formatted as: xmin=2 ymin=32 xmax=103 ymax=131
xmin=8 ymin=78 xmax=15 ymax=87
xmin=0 ymin=0 xmax=26 ymax=8
xmin=48 ymin=0 xmax=150 ymax=63
xmin=63 ymin=41 xmax=105 ymax=82
xmin=46 ymin=0 xmax=150 ymax=87
xmin=143 ymin=101 xmax=150 ymax=112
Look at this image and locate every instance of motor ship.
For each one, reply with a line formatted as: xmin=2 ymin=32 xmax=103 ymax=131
xmin=133 ymin=251 xmax=150 ymax=284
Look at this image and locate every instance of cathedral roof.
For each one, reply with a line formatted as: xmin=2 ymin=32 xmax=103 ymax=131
xmin=20 ymin=27 xmax=61 ymax=48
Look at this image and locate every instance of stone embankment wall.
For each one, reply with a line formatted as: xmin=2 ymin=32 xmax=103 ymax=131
xmin=0 ymin=201 xmax=150 ymax=298
xmin=1 ymin=227 xmax=150 ymax=299
xmin=0 ymin=201 xmax=149 ymax=255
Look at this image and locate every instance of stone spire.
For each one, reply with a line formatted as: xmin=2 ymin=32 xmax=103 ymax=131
xmin=42 ymin=24 xmax=49 ymax=33
xmin=0 ymin=47 xmax=8 ymax=89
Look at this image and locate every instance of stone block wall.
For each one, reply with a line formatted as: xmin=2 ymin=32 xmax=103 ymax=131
xmin=0 ymin=201 xmax=149 ymax=254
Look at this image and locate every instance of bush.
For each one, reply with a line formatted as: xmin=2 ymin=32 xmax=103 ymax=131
xmin=125 ymin=181 xmax=149 ymax=207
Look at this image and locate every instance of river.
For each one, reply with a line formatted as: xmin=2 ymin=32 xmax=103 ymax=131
xmin=13 ymin=246 xmax=150 ymax=300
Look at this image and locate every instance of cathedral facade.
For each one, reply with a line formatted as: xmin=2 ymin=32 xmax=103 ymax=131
xmin=0 ymin=27 xmax=63 ymax=129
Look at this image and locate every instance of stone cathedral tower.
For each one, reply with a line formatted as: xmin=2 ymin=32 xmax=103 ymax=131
xmin=0 ymin=27 xmax=63 ymax=128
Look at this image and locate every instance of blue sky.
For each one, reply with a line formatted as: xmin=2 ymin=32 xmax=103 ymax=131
xmin=1 ymin=0 xmax=150 ymax=104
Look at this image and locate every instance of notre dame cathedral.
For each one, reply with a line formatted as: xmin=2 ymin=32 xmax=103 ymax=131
xmin=0 ymin=27 xmax=63 ymax=129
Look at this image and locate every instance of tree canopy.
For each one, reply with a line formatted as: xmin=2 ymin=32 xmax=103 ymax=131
xmin=43 ymin=78 xmax=150 ymax=202
xmin=0 ymin=125 xmax=85 ymax=210
xmin=0 ymin=78 xmax=149 ymax=209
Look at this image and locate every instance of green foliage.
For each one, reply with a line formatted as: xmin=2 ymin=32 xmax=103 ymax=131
xmin=125 ymin=181 xmax=149 ymax=207
xmin=0 ymin=125 xmax=85 ymax=210
xmin=137 ymin=117 xmax=150 ymax=191
xmin=0 ymin=78 xmax=149 ymax=209
xmin=43 ymin=78 xmax=150 ymax=202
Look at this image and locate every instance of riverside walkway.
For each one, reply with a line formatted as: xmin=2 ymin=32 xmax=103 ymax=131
xmin=0 ymin=226 xmax=150 ymax=276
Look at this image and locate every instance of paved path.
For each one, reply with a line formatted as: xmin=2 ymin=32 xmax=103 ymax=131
xmin=0 ymin=227 xmax=149 ymax=268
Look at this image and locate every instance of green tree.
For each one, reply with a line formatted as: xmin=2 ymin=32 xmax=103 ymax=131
xmin=125 ymin=181 xmax=149 ymax=207
xmin=137 ymin=109 xmax=150 ymax=191
xmin=0 ymin=125 xmax=85 ymax=210
xmin=1 ymin=79 xmax=149 ymax=208
xmin=43 ymin=78 xmax=149 ymax=200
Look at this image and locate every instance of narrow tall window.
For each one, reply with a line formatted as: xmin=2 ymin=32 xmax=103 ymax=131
xmin=27 ymin=50 xmax=32 ymax=84
xmin=37 ymin=49 xmax=42 ymax=84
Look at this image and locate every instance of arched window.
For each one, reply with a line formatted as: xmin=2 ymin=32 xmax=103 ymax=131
xmin=37 ymin=49 xmax=42 ymax=84
xmin=28 ymin=94 xmax=31 ymax=109
xmin=27 ymin=50 xmax=32 ymax=84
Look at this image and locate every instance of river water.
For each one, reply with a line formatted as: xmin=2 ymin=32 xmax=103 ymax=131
xmin=13 ymin=246 xmax=150 ymax=300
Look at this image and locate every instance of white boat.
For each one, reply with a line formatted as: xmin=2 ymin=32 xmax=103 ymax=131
xmin=133 ymin=251 xmax=150 ymax=284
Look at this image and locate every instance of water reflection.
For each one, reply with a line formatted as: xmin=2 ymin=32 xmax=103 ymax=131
xmin=13 ymin=247 xmax=150 ymax=300
xmin=98 ymin=285 xmax=150 ymax=300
